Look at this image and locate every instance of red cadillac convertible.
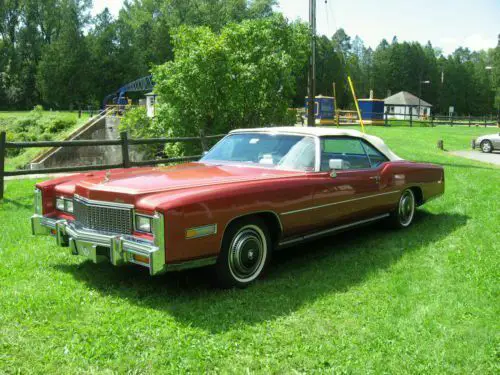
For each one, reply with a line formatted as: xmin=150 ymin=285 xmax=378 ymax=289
xmin=32 ymin=127 xmax=444 ymax=287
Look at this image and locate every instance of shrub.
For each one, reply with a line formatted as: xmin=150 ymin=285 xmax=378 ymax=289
xmin=45 ymin=119 xmax=75 ymax=133
xmin=119 ymin=107 xmax=161 ymax=158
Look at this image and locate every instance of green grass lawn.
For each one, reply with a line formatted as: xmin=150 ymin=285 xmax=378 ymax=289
xmin=0 ymin=110 xmax=91 ymax=171
xmin=0 ymin=127 xmax=499 ymax=373
xmin=0 ymin=110 xmax=90 ymax=127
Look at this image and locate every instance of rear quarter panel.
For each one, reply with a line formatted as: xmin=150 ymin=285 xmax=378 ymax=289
xmin=382 ymin=161 xmax=445 ymax=204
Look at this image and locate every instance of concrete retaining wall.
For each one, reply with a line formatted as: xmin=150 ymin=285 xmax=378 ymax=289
xmin=30 ymin=114 xmax=145 ymax=169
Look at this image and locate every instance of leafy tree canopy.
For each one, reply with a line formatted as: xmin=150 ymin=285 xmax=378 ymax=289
xmin=152 ymin=15 xmax=308 ymax=153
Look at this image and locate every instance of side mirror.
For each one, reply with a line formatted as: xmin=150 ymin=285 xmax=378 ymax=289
xmin=329 ymin=159 xmax=346 ymax=170
xmin=329 ymin=159 xmax=345 ymax=177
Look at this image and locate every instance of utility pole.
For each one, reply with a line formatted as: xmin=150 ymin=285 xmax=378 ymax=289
xmin=307 ymin=0 xmax=316 ymax=127
xmin=419 ymin=78 xmax=430 ymax=119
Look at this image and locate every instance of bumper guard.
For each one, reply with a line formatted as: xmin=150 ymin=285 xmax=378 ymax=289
xmin=31 ymin=214 xmax=166 ymax=275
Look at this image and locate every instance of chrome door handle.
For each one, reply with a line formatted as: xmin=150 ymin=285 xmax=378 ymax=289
xmin=369 ymin=176 xmax=380 ymax=182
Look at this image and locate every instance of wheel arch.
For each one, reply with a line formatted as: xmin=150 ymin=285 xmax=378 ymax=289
xmin=409 ymin=186 xmax=424 ymax=206
xmin=221 ymin=211 xmax=283 ymax=248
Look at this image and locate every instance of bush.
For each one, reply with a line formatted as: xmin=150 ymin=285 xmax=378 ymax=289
xmin=119 ymin=107 xmax=152 ymax=138
xmin=119 ymin=107 xmax=161 ymax=158
xmin=14 ymin=118 xmax=37 ymax=132
xmin=44 ymin=119 xmax=75 ymax=133
xmin=3 ymin=109 xmax=77 ymax=158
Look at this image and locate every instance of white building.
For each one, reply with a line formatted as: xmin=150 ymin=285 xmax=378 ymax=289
xmin=145 ymin=92 xmax=158 ymax=118
xmin=384 ymin=91 xmax=432 ymax=119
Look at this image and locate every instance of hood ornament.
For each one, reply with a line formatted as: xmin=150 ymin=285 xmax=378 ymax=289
xmin=103 ymin=170 xmax=111 ymax=183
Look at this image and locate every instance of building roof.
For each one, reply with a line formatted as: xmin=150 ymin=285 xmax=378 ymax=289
xmin=229 ymin=126 xmax=403 ymax=161
xmin=305 ymin=95 xmax=335 ymax=99
xmin=384 ymin=91 xmax=432 ymax=107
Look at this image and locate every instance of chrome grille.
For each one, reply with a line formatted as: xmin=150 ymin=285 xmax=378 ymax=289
xmin=73 ymin=197 xmax=133 ymax=234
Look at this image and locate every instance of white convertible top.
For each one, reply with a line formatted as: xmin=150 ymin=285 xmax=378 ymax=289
xmin=230 ymin=126 xmax=403 ymax=161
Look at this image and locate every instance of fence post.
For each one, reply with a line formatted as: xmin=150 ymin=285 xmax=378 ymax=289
xmin=199 ymin=129 xmax=208 ymax=152
xmin=384 ymin=111 xmax=388 ymax=126
xmin=468 ymin=115 xmax=471 ymax=127
xmin=120 ymin=131 xmax=130 ymax=168
xmin=484 ymin=116 xmax=487 ymax=127
xmin=450 ymin=113 xmax=453 ymax=127
xmin=409 ymin=108 xmax=413 ymax=127
xmin=431 ymin=113 xmax=434 ymax=127
xmin=0 ymin=131 xmax=6 ymax=200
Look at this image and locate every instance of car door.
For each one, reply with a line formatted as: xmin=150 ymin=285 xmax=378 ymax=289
xmin=493 ymin=134 xmax=500 ymax=149
xmin=307 ymin=137 xmax=388 ymax=229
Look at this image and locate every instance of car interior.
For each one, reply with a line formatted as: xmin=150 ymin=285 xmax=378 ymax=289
xmin=320 ymin=137 xmax=388 ymax=171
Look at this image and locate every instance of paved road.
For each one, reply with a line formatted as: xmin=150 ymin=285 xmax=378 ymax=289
xmin=450 ymin=150 xmax=500 ymax=166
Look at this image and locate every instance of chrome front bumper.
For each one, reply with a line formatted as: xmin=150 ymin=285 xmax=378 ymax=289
xmin=31 ymin=214 xmax=166 ymax=275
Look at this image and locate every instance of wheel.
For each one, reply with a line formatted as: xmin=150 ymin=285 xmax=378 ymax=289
xmin=480 ymin=140 xmax=493 ymax=153
xmin=388 ymin=189 xmax=416 ymax=229
xmin=216 ymin=217 xmax=271 ymax=288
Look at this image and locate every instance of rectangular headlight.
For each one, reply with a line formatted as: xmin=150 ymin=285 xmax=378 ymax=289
xmin=56 ymin=198 xmax=65 ymax=211
xmin=65 ymin=200 xmax=74 ymax=213
xmin=135 ymin=215 xmax=152 ymax=233
xmin=56 ymin=197 xmax=74 ymax=214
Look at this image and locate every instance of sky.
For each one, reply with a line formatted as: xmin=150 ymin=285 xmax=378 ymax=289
xmin=91 ymin=0 xmax=500 ymax=55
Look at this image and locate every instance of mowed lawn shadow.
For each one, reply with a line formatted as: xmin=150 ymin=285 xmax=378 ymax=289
xmin=55 ymin=210 xmax=468 ymax=333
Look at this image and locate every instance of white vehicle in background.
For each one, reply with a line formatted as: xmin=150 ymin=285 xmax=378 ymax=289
xmin=475 ymin=133 xmax=500 ymax=153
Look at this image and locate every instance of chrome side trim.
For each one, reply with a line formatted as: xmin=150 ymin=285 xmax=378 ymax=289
xmin=278 ymin=214 xmax=390 ymax=248
xmin=73 ymin=194 xmax=134 ymax=209
xmin=166 ymin=256 xmax=217 ymax=272
xmin=280 ymin=191 xmax=400 ymax=216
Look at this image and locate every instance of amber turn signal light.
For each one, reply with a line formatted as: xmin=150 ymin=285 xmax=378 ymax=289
xmin=132 ymin=254 xmax=150 ymax=264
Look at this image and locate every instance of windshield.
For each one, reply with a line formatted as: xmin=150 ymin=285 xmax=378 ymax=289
xmin=200 ymin=133 xmax=316 ymax=171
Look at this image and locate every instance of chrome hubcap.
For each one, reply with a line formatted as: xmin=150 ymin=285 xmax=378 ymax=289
xmin=228 ymin=226 xmax=266 ymax=282
xmin=482 ymin=142 xmax=491 ymax=152
xmin=399 ymin=190 xmax=415 ymax=226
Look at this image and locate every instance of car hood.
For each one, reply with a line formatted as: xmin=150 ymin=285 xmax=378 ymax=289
xmin=63 ymin=163 xmax=302 ymax=204
xmin=477 ymin=133 xmax=499 ymax=141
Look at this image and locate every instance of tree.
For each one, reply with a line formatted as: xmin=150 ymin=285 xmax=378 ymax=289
xmin=492 ymin=35 xmax=500 ymax=115
xmin=313 ymin=36 xmax=346 ymax=105
xmin=36 ymin=0 xmax=91 ymax=108
xmin=152 ymin=15 xmax=308 ymax=154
